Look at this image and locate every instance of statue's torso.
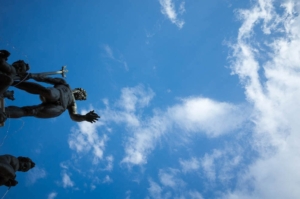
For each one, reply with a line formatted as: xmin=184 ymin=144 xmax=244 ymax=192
xmin=54 ymin=84 xmax=74 ymax=110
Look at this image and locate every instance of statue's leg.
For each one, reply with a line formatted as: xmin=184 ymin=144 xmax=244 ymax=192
xmin=5 ymin=105 xmax=43 ymax=118
xmin=6 ymin=104 xmax=64 ymax=118
xmin=33 ymin=104 xmax=64 ymax=118
xmin=14 ymin=82 xmax=60 ymax=102
xmin=14 ymin=82 xmax=48 ymax=95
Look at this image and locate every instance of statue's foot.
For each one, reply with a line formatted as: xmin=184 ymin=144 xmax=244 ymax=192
xmin=3 ymin=90 xmax=15 ymax=101
xmin=0 ymin=109 xmax=7 ymax=123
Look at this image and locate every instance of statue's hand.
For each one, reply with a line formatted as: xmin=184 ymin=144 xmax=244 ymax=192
xmin=10 ymin=179 xmax=18 ymax=186
xmin=5 ymin=179 xmax=18 ymax=187
xmin=85 ymin=110 xmax=100 ymax=123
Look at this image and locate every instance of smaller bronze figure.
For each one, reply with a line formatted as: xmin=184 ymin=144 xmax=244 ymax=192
xmin=0 ymin=50 xmax=30 ymax=100
xmin=4 ymin=74 xmax=100 ymax=123
xmin=0 ymin=155 xmax=35 ymax=187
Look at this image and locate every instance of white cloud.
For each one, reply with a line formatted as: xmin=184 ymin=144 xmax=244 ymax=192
xmin=99 ymin=85 xmax=248 ymax=166
xmin=159 ymin=0 xmax=185 ymax=28
xmin=221 ymin=0 xmax=300 ymax=198
xmin=47 ymin=192 xmax=57 ymax=199
xmin=104 ymin=44 xmax=114 ymax=59
xmin=178 ymin=146 xmax=243 ymax=189
xmin=147 ymin=173 xmax=203 ymax=199
xmin=200 ymin=150 xmax=222 ymax=182
xmin=117 ymin=85 xmax=155 ymax=113
xmin=62 ymin=171 xmax=74 ymax=188
xmin=125 ymin=190 xmax=131 ymax=199
xmin=102 ymin=45 xmax=129 ymax=70
xmin=159 ymin=169 xmax=185 ymax=189
xmin=168 ymin=98 xmax=247 ymax=137
xmin=147 ymin=179 xmax=163 ymax=199
xmin=68 ymin=120 xmax=108 ymax=164
xmin=91 ymin=184 xmax=96 ymax=190
xmin=102 ymin=175 xmax=113 ymax=184
xmin=188 ymin=191 xmax=204 ymax=199
xmin=179 ymin=2 xmax=185 ymax=15
xmin=103 ymin=155 xmax=114 ymax=171
xmin=26 ymin=167 xmax=47 ymax=185
xmin=179 ymin=157 xmax=200 ymax=173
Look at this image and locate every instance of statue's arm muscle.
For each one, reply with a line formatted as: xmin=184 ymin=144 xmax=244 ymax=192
xmin=32 ymin=76 xmax=66 ymax=85
xmin=68 ymin=103 xmax=86 ymax=122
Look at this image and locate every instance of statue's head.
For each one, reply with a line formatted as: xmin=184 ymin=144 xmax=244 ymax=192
xmin=17 ymin=156 xmax=35 ymax=172
xmin=73 ymin=88 xmax=87 ymax=101
xmin=12 ymin=60 xmax=30 ymax=74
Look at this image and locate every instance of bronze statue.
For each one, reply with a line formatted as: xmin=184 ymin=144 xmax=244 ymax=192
xmin=4 ymin=74 xmax=100 ymax=123
xmin=0 ymin=155 xmax=35 ymax=187
xmin=0 ymin=50 xmax=29 ymax=101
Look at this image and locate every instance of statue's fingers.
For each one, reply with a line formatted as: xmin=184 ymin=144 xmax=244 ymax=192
xmin=91 ymin=113 xmax=99 ymax=117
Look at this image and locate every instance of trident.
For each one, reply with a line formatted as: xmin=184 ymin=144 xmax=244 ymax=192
xmin=29 ymin=66 xmax=69 ymax=78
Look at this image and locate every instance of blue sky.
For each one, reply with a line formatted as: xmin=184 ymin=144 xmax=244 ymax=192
xmin=1 ymin=0 xmax=300 ymax=198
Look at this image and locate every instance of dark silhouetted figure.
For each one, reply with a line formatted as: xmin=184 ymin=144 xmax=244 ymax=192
xmin=5 ymin=75 xmax=100 ymax=123
xmin=0 ymin=155 xmax=35 ymax=187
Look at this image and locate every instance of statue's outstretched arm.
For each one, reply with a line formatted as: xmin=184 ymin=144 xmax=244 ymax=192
xmin=30 ymin=74 xmax=66 ymax=85
xmin=68 ymin=104 xmax=100 ymax=123
xmin=68 ymin=103 xmax=85 ymax=122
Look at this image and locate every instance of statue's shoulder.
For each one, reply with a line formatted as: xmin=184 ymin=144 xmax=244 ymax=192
xmin=0 ymin=154 xmax=15 ymax=164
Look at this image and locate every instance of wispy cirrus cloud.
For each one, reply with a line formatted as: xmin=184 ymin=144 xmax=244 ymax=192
xmin=102 ymin=175 xmax=113 ymax=184
xmin=147 ymin=180 xmax=163 ymax=199
xmin=158 ymin=0 xmax=186 ymax=28
xmin=26 ymin=167 xmax=47 ymax=185
xmin=47 ymin=192 xmax=57 ymax=199
xmin=220 ymin=0 xmax=300 ymax=198
xmin=61 ymin=171 xmax=74 ymax=188
xmin=68 ymin=119 xmax=108 ymax=164
xmin=159 ymin=168 xmax=185 ymax=189
xmin=102 ymin=44 xmax=128 ymax=70
xmin=147 ymin=170 xmax=203 ymax=199
xmin=179 ymin=157 xmax=200 ymax=173
xmin=178 ymin=145 xmax=243 ymax=190
xmin=188 ymin=191 xmax=204 ymax=199
xmin=99 ymin=85 xmax=248 ymax=166
xmin=66 ymin=115 xmax=114 ymax=187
